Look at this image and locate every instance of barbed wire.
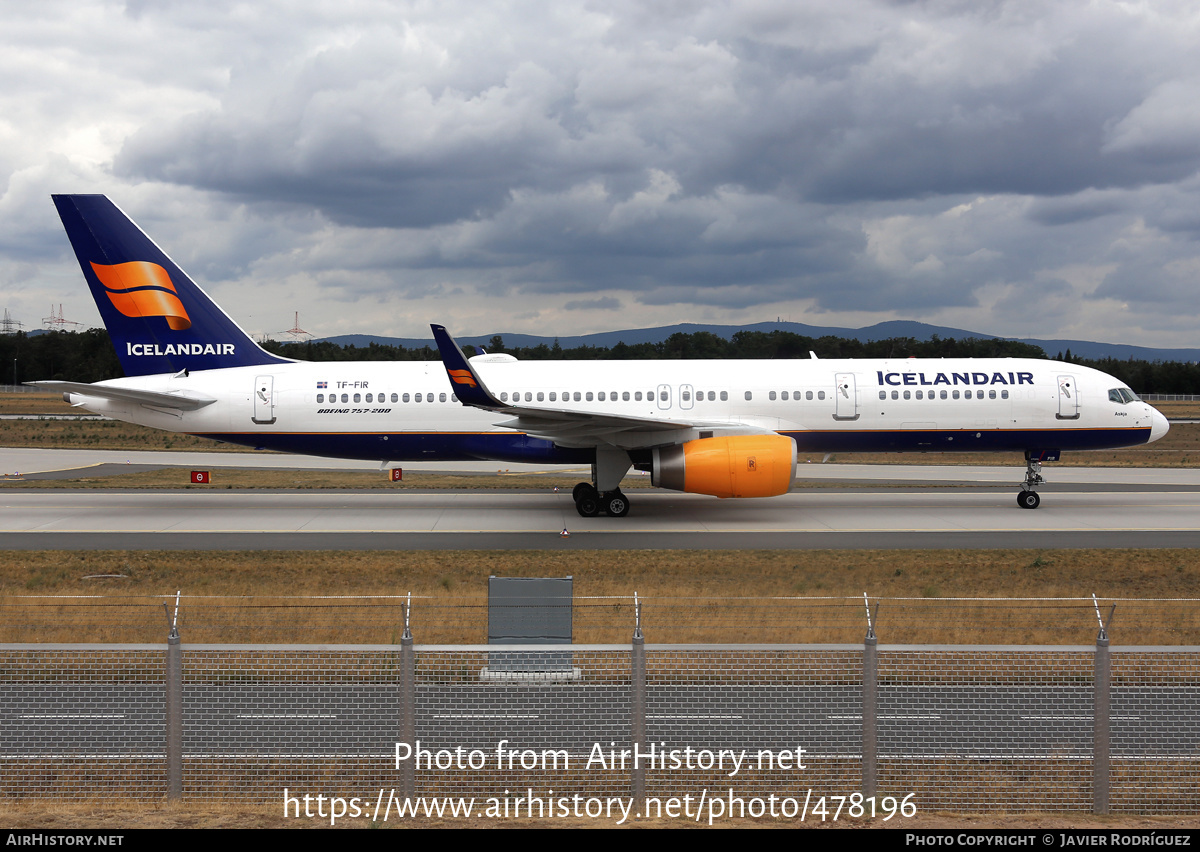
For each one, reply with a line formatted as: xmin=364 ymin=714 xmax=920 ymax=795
xmin=1 ymin=594 xmax=1198 ymax=645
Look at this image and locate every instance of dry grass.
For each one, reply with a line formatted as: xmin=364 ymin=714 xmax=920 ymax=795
xmin=3 ymin=549 xmax=1200 ymax=645
xmin=5 ymin=800 xmax=1197 ymax=829
xmin=0 ymin=468 xmax=652 ymax=490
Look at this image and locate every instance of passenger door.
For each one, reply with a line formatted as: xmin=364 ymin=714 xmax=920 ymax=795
xmin=833 ymin=373 xmax=859 ymax=421
xmin=252 ymin=375 xmax=276 ymax=424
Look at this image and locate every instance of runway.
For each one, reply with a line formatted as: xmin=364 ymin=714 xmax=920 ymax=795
xmin=2 ymin=447 xmax=1199 ymax=549
xmin=4 ymin=483 xmax=1200 ymax=550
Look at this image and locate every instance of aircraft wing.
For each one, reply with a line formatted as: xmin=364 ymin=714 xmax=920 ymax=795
xmin=430 ymin=324 xmax=769 ymax=448
xmin=32 ymin=381 xmax=218 ymax=411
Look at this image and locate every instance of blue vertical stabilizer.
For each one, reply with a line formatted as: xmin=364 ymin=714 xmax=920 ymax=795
xmin=52 ymin=194 xmax=289 ymax=377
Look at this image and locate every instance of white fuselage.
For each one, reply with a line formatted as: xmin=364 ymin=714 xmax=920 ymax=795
xmin=66 ymin=356 xmax=1168 ymax=464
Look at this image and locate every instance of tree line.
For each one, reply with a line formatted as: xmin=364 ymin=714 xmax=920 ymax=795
xmin=263 ymin=330 xmax=1048 ymax=363
xmin=4 ymin=328 xmax=1198 ymax=394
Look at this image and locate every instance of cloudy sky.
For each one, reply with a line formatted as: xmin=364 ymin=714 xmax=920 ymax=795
xmin=3 ymin=0 xmax=1200 ymax=346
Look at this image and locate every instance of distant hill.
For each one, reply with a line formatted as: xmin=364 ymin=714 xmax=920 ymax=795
xmin=318 ymin=320 xmax=1200 ymax=362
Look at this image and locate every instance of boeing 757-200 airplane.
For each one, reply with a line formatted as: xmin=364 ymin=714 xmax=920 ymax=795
xmin=37 ymin=194 xmax=1169 ymax=517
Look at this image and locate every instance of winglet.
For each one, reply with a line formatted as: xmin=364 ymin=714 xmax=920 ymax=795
xmin=431 ymin=324 xmax=505 ymax=408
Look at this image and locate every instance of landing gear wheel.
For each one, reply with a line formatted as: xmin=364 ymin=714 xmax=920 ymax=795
xmin=572 ymin=482 xmax=597 ymax=503
xmin=576 ymin=496 xmax=600 ymax=518
xmin=603 ymin=490 xmax=630 ymax=518
xmin=1017 ymin=490 xmax=1041 ymax=510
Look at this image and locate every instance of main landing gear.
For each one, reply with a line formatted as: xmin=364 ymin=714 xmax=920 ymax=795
xmin=1017 ymin=456 xmax=1046 ymax=510
xmin=569 ymin=445 xmax=635 ymax=519
xmin=572 ymin=482 xmax=630 ymax=518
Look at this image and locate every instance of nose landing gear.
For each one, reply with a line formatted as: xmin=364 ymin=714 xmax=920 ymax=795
xmin=1017 ymin=453 xmax=1050 ymax=509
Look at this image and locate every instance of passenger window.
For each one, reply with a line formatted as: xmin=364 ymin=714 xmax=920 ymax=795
xmin=744 ymin=391 xmax=752 ymax=400
xmin=598 ymin=392 xmax=606 ymax=402
xmin=989 ymin=390 xmax=996 ymax=399
xmin=915 ymin=390 xmax=923 ymax=399
xmin=781 ymin=391 xmax=788 ymax=401
xmin=661 ymin=391 xmax=669 ymax=401
xmin=353 ymin=393 xmax=361 ymax=403
xmin=549 ymin=392 xmax=556 ymax=402
xmin=1002 ymin=390 xmax=1009 ymax=399
xmin=806 ymin=391 xmax=813 ymax=401
xmin=341 ymin=393 xmax=349 ymax=403
xmin=317 ymin=394 xmax=324 ymax=403
xmin=586 ymin=392 xmax=594 ymax=401
xmin=365 ymin=393 xmax=372 ymax=403
xmin=965 ymin=390 xmax=972 ymax=399
xmin=879 ymin=391 xmax=886 ymax=400
xmin=537 ymin=392 xmax=544 ymax=402
xmin=574 ymin=392 xmax=581 ymax=402
xmin=403 ymin=393 xmax=410 ymax=403
xmin=903 ymin=390 xmax=910 ymax=400
xmin=500 ymin=392 xmax=508 ymax=402
xmin=818 ymin=391 xmax=825 ymax=400
xmin=891 ymin=390 xmax=898 ymax=400
xmin=635 ymin=391 xmax=642 ymax=401
xmin=952 ymin=390 xmax=960 ymax=399
xmin=768 ymin=391 xmax=776 ymax=400
xmin=940 ymin=390 xmax=947 ymax=400
xmin=391 ymin=393 xmax=398 ymax=403
xmin=440 ymin=393 xmax=447 ymax=402
xmin=721 ymin=391 xmax=728 ymax=401
xmin=623 ymin=391 xmax=630 ymax=401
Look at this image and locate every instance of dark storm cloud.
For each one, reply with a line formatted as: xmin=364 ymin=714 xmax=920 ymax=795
xmin=7 ymin=1 xmax=1200 ymax=343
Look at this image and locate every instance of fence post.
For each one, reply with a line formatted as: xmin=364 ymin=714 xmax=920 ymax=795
xmin=862 ymin=594 xmax=877 ymax=798
xmin=1093 ymin=597 xmax=1112 ymax=815
xmin=164 ymin=593 xmax=182 ymax=801
xmin=399 ymin=595 xmax=416 ymax=803
xmin=631 ymin=593 xmax=646 ymax=806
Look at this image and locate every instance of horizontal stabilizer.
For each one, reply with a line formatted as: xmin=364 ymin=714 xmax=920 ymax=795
xmin=32 ymin=381 xmax=218 ymax=411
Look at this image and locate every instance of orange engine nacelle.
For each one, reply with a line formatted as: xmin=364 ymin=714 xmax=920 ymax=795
xmin=651 ymin=435 xmax=796 ymax=499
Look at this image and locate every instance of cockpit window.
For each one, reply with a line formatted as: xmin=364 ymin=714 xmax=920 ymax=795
xmin=1108 ymin=388 xmax=1139 ymax=404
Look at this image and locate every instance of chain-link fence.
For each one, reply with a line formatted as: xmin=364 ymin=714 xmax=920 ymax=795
xmin=2 ymin=595 xmax=1199 ymax=814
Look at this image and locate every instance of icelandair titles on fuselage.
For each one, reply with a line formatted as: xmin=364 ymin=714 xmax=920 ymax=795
xmin=877 ymin=370 xmax=1035 ymax=387
xmin=126 ymin=342 xmax=236 ymax=356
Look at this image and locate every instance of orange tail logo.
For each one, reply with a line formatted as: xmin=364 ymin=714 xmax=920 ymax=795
xmin=91 ymin=261 xmax=191 ymax=331
xmin=448 ymin=369 xmax=477 ymax=388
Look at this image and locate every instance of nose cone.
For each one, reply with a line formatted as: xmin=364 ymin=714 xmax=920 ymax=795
xmin=1149 ymin=407 xmax=1170 ymax=443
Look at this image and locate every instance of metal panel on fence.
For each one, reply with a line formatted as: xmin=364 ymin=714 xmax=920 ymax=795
xmin=487 ymin=577 xmax=574 ymax=675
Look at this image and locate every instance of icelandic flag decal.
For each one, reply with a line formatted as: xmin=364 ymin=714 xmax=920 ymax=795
xmin=317 ymin=381 xmax=327 ymax=389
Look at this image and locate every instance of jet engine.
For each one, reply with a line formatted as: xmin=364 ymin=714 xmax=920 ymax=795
xmin=651 ymin=435 xmax=796 ymax=498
